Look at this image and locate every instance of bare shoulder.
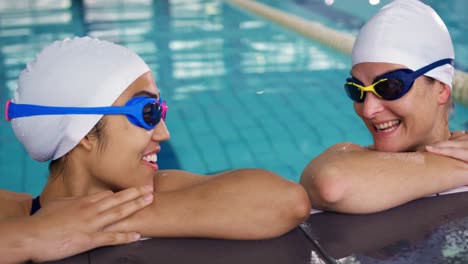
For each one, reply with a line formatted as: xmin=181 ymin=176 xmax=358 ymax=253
xmin=326 ymin=142 xmax=367 ymax=152
xmin=0 ymin=189 xmax=33 ymax=201
xmin=0 ymin=189 xmax=33 ymax=218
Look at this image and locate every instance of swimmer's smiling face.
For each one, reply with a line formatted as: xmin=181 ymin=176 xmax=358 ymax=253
xmin=351 ymin=62 xmax=450 ymax=152
xmin=85 ymin=71 xmax=170 ymax=190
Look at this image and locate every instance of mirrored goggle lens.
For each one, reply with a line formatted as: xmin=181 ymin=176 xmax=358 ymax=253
xmin=344 ymin=83 xmax=364 ymax=103
xmin=374 ymin=78 xmax=405 ymax=100
xmin=142 ymin=103 xmax=162 ymax=126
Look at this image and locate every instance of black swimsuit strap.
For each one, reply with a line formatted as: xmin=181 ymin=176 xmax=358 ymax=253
xmin=30 ymin=196 xmax=41 ymax=215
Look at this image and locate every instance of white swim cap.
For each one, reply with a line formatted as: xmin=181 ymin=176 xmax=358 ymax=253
xmin=11 ymin=36 xmax=150 ymax=161
xmin=352 ymin=0 xmax=454 ymax=88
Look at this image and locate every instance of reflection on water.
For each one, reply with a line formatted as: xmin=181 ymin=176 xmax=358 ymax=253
xmin=309 ymin=216 xmax=468 ymax=264
xmin=351 ymin=216 xmax=468 ymax=264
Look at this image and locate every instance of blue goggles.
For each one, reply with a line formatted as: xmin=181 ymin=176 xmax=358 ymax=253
xmin=5 ymin=96 xmax=168 ymax=130
xmin=345 ymin=58 xmax=454 ymax=103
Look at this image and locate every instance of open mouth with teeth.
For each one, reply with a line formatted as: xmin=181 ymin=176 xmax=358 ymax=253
xmin=143 ymin=153 xmax=158 ymax=170
xmin=374 ymin=120 xmax=401 ymax=133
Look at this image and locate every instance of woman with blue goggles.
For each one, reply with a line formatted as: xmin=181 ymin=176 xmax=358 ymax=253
xmin=301 ymin=0 xmax=468 ymax=215
xmin=1 ymin=36 xmax=311 ymax=262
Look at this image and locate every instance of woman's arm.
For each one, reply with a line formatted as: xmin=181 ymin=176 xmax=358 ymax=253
xmin=426 ymin=131 xmax=468 ymax=163
xmin=0 ymin=187 xmax=152 ymax=263
xmin=300 ymin=142 xmax=468 ymax=214
xmin=107 ymin=169 xmax=311 ymax=240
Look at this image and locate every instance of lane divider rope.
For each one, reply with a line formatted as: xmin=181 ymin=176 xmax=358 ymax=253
xmin=227 ymin=0 xmax=468 ymax=106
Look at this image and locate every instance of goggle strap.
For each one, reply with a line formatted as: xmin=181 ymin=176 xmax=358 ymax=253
xmin=7 ymin=102 xmax=135 ymax=120
xmin=411 ymin=58 xmax=454 ymax=78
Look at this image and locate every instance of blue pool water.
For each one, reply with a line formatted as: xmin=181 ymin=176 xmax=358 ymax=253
xmin=0 ymin=0 xmax=467 ymax=196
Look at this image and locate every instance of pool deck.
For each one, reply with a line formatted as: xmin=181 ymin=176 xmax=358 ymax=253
xmin=44 ymin=191 xmax=468 ymax=264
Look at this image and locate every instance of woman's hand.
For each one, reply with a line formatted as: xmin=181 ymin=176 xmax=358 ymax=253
xmin=426 ymin=131 xmax=468 ymax=163
xmin=28 ymin=186 xmax=153 ymax=262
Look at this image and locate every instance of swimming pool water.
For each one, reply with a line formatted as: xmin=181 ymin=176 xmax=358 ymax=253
xmin=0 ymin=0 xmax=466 ymax=195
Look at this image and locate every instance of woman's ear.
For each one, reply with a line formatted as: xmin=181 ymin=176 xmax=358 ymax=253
xmin=437 ymin=82 xmax=451 ymax=105
xmin=78 ymin=134 xmax=95 ymax=152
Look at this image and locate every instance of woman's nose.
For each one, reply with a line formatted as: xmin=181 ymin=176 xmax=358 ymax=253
xmin=361 ymin=92 xmax=385 ymax=119
xmin=151 ymin=120 xmax=170 ymax=142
